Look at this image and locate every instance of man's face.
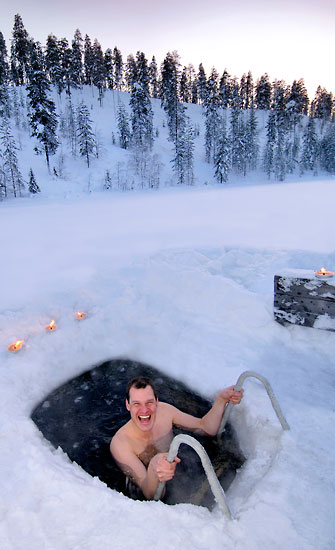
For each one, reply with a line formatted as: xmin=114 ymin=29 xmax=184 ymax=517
xmin=126 ymin=385 xmax=158 ymax=433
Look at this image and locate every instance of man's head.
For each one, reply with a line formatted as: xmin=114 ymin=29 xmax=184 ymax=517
xmin=126 ymin=377 xmax=158 ymax=432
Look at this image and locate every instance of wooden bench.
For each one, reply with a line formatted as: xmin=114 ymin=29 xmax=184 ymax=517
xmin=274 ymin=270 xmax=335 ymax=331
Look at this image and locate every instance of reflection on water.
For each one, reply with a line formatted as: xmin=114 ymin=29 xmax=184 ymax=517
xmin=31 ymin=359 xmax=245 ymax=510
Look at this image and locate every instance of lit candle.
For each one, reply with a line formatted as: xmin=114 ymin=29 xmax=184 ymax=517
xmin=315 ymin=267 xmax=334 ymax=279
xmin=8 ymin=340 xmax=24 ymax=352
xmin=45 ymin=319 xmax=57 ymax=331
xmin=76 ymin=312 xmax=87 ymax=320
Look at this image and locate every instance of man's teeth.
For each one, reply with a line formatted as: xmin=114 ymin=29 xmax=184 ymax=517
xmin=139 ymin=415 xmax=150 ymax=420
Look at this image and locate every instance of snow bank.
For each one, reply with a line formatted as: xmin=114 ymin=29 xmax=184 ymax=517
xmin=1 ymin=182 xmax=334 ymax=550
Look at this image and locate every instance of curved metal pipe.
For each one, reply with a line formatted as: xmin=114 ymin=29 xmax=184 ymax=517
xmin=153 ymin=433 xmax=232 ymax=519
xmin=218 ymin=370 xmax=290 ymax=436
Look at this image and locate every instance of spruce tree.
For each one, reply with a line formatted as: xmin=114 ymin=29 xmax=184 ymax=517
xmin=197 ymin=63 xmax=207 ymax=104
xmin=45 ymin=34 xmax=62 ymax=92
xmin=149 ymin=56 xmax=159 ymax=98
xmin=300 ymin=117 xmax=319 ymax=174
xmin=255 ymin=74 xmax=272 ymax=110
xmin=125 ymin=54 xmax=138 ymax=92
xmin=76 ymin=101 xmax=96 ymax=167
xmin=320 ymin=123 xmax=335 ymax=174
xmin=171 ymin=107 xmax=194 ymax=185
xmin=180 ymin=66 xmax=190 ymax=103
xmin=0 ymin=116 xmax=25 ymax=197
xmin=0 ymin=32 xmax=9 ymax=85
xmin=203 ymin=67 xmax=221 ymax=163
xmin=130 ymin=82 xmax=153 ymax=151
xmin=161 ymin=51 xmax=180 ymax=143
xmin=311 ymin=86 xmax=333 ymax=122
xmin=10 ymin=14 xmax=30 ymax=85
xmin=245 ymin=107 xmax=259 ymax=171
xmin=71 ymin=29 xmax=84 ymax=87
xmin=58 ymin=37 xmax=73 ymax=96
xmin=104 ymin=49 xmax=114 ymax=89
xmin=136 ymin=51 xmax=150 ymax=96
xmin=219 ymin=70 xmax=232 ymax=108
xmin=26 ymin=43 xmax=58 ymax=169
xmin=84 ymin=35 xmax=94 ymax=85
xmin=92 ymin=39 xmax=105 ymax=102
xmin=263 ymin=111 xmax=276 ymax=178
xmin=117 ymin=101 xmax=130 ymax=149
xmin=214 ymin=121 xmax=231 ymax=183
xmin=113 ymin=47 xmax=123 ymax=90
xmin=28 ymin=168 xmax=40 ymax=193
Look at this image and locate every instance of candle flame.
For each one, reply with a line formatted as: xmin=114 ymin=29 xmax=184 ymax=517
xmin=46 ymin=319 xmax=57 ymax=330
xmin=8 ymin=339 xmax=24 ymax=351
xmin=315 ymin=267 xmax=334 ymax=276
xmin=76 ymin=311 xmax=87 ymax=319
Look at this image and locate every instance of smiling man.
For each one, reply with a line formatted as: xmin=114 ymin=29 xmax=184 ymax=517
xmin=110 ymin=376 xmax=243 ymax=500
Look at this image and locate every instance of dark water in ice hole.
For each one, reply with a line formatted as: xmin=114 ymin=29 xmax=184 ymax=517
xmin=31 ymin=359 xmax=245 ymax=510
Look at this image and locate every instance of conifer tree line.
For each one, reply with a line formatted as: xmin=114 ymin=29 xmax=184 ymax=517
xmin=0 ymin=14 xmax=334 ymax=199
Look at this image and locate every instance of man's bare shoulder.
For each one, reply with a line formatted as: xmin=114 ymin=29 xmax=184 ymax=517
xmin=110 ymin=423 xmax=132 ymax=452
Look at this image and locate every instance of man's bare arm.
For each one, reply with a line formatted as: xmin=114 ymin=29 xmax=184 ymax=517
xmin=110 ymin=435 xmax=179 ymax=499
xmin=170 ymin=386 xmax=244 ymax=436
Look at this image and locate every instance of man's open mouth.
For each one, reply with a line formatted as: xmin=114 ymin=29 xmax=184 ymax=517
xmin=138 ymin=415 xmax=151 ymax=424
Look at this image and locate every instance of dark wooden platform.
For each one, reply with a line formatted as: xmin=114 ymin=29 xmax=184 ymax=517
xmin=274 ymin=271 xmax=335 ymax=331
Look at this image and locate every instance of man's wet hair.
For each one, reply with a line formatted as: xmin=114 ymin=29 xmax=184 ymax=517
xmin=126 ymin=376 xmax=158 ymax=402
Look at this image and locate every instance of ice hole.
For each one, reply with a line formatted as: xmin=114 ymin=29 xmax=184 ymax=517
xmin=31 ymin=359 xmax=245 ymax=509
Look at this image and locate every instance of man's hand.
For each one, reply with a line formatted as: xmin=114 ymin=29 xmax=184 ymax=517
xmin=150 ymin=452 xmax=181 ymax=482
xmin=216 ymin=386 xmax=244 ymax=406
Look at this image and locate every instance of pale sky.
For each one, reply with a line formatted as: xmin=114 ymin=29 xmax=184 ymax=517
xmin=1 ymin=0 xmax=334 ymax=99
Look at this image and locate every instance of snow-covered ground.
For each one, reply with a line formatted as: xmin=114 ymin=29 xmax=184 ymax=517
xmin=1 ymin=180 xmax=335 ymax=550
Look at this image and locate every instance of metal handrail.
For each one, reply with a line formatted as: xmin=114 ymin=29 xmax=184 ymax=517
xmin=153 ymin=433 xmax=232 ymax=519
xmin=218 ymin=370 xmax=290 ymax=436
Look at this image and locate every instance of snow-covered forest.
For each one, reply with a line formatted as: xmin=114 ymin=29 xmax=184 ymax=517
xmin=0 ymin=13 xmax=335 ymax=200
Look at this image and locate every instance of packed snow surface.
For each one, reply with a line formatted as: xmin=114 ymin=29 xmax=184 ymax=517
xmin=1 ymin=180 xmax=335 ymax=550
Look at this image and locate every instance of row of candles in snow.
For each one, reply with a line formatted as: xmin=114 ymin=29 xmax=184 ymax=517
xmin=7 ymin=311 xmax=87 ymax=352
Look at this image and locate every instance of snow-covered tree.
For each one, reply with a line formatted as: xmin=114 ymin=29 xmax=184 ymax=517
xmin=214 ymin=120 xmax=231 ymax=183
xmin=27 ymin=43 xmax=58 ymax=169
xmin=149 ymin=56 xmax=159 ymax=98
xmin=0 ymin=32 xmax=9 ymax=85
xmin=300 ymin=117 xmax=319 ymax=174
xmin=117 ymin=101 xmax=130 ymax=149
xmin=130 ymin=82 xmax=153 ymax=150
xmin=76 ymin=101 xmax=96 ymax=167
xmin=92 ymin=39 xmax=105 ymax=102
xmin=255 ymin=74 xmax=272 ymax=110
xmin=71 ymin=29 xmax=84 ymax=87
xmin=203 ymin=68 xmax=221 ymax=163
xmin=320 ymin=122 xmax=335 ymax=173
xmin=161 ymin=51 xmax=181 ymax=143
xmin=197 ymin=63 xmax=207 ymax=104
xmin=113 ymin=47 xmax=123 ymax=90
xmin=263 ymin=111 xmax=276 ymax=178
xmin=104 ymin=48 xmax=114 ymax=89
xmin=171 ymin=108 xmax=194 ymax=185
xmin=10 ymin=14 xmax=30 ymax=85
xmin=125 ymin=54 xmax=137 ymax=92
xmin=0 ymin=83 xmax=10 ymax=119
xmin=136 ymin=51 xmax=150 ymax=96
xmin=311 ymin=86 xmax=333 ymax=122
xmin=219 ymin=70 xmax=232 ymax=108
xmin=287 ymin=79 xmax=309 ymax=116
xmin=245 ymin=107 xmax=259 ymax=171
xmin=0 ymin=116 xmax=25 ymax=197
xmin=28 ymin=168 xmax=40 ymax=193
xmin=84 ymin=35 xmax=94 ymax=85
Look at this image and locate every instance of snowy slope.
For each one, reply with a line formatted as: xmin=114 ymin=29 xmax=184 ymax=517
xmin=1 ymin=180 xmax=335 ymax=550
